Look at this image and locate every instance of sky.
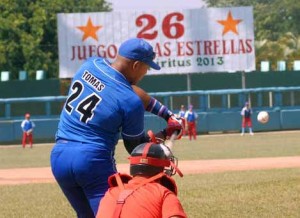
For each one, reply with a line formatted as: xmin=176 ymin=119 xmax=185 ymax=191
xmin=107 ymin=0 xmax=207 ymax=10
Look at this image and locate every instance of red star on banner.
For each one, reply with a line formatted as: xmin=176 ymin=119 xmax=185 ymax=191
xmin=217 ymin=11 xmax=242 ymax=36
xmin=77 ymin=17 xmax=102 ymax=41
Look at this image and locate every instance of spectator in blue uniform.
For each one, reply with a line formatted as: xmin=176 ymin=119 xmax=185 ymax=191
xmin=184 ymin=105 xmax=198 ymax=140
xmin=50 ymin=38 xmax=182 ymax=218
xmin=241 ymin=101 xmax=254 ymax=136
xmin=178 ymin=105 xmax=187 ymax=136
xmin=21 ymin=113 xmax=35 ymax=148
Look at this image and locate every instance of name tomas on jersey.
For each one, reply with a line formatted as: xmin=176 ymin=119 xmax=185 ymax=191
xmin=82 ymin=70 xmax=105 ymax=92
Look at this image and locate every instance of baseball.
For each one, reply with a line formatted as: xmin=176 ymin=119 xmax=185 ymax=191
xmin=257 ymin=111 xmax=269 ymax=124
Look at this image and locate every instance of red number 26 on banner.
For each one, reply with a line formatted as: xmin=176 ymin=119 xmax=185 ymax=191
xmin=136 ymin=12 xmax=185 ymax=40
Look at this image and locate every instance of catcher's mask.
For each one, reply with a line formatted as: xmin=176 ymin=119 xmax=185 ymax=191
xmin=129 ymin=142 xmax=183 ymax=177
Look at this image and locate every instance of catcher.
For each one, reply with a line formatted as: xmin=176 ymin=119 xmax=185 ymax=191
xmin=96 ymin=142 xmax=187 ymax=218
xmin=21 ymin=113 xmax=35 ymax=148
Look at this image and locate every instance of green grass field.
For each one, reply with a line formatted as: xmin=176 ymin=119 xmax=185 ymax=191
xmin=1 ymin=131 xmax=300 ymax=169
xmin=0 ymin=169 xmax=299 ymax=218
xmin=0 ymin=131 xmax=300 ymax=217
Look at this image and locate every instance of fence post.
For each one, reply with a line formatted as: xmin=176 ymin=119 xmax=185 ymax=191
xmin=46 ymin=102 xmax=51 ymax=116
xmin=257 ymin=92 xmax=263 ymax=107
xmin=5 ymin=103 xmax=11 ymax=118
xmin=238 ymin=93 xmax=246 ymax=106
xmin=222 ymin=94 xmax=227 ymax=109
xmin=274 ymin=92 xmax=282 ymax=107
xmin=163 ymin=96 xmax=169 ymax=108
xmin=200 ymin=95 xmax=208 ymax=111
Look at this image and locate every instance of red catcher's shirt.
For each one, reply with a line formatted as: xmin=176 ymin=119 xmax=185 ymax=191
xmin=97 ymin=177 xmax=187 ymax=218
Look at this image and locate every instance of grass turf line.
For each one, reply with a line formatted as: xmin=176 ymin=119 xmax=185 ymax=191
xmin=1 ymin=131 xmax=300 ymax=169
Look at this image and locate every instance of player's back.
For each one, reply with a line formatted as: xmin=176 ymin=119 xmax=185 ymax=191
xmin=98 ymin=180 xmax=186 ymax=218
xmin=56 ymin=57 xmax=144 ymax=151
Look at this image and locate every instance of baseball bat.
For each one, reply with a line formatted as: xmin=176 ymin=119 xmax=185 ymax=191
xmin=165 ymin=131 xmax=178 ymax=150
xmin=164 ymin=131 xmax=184 ymax=177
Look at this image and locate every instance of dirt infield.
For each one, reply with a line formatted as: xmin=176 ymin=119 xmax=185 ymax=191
xmin=1 ymin=156 xmax=300 ymax=185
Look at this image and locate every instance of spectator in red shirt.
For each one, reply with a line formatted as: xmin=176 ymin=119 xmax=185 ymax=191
xmin=96 ymin=142 xmax=187 ymax=218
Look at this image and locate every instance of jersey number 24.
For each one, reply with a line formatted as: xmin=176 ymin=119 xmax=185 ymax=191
xmin=65 ymin=81 xmax=102 ymax=123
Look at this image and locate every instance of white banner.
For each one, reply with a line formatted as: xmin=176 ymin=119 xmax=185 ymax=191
xmin=107 ymin=0 xmax=206 ymax=11
xmin=57 ymin=7 xmax=255 ymax=78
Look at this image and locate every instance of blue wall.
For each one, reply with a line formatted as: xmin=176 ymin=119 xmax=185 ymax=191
xmin=147 ymin=110 xmax=299 ymax=134
xmin=2 ymin=109 xmax=300 ymax=145
xmin=0 ymin=118 xmax=59 ymax=144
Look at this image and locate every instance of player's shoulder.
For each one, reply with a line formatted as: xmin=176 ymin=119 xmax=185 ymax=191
xmin=86 ymin=56 xmax=103 ymax=62
xmin=124 ymin=91 xmax=143 ymax=107
xmin=81 ymin=56 xmax=106 ymax=68
xmin=147 ymin=182 xmax=175 ymax=196
xmin=118 ymin=91 xmax=144 ymax=114
xmin=73 ymin=57 xmax=105 ymax=78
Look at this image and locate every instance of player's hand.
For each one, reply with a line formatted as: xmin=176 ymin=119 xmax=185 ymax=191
xmin=165 ymin=115 xmax=183 ymax=140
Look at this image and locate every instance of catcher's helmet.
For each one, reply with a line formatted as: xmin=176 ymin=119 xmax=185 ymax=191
xmin=129 ymin=142 xmax=182 ymax=177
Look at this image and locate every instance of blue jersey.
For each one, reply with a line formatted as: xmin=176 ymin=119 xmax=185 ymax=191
xmin=185 ymin=111 xmax=198 ymax=122
xmin=241 ymin=107 xmax=252 ymax=118
xmin=21 ymin=120 xmax=35 ymax=132
xmin=178 ymin=110 xmax=185 ymax=118
xmin=56 ymin=57 xmax=145 ymax=154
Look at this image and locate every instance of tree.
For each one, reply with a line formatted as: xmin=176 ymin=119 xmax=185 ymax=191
xmin=204 ymin=0 xmax=300 ymax=70
xmin=0 ymin=0 xmax=111 ymax=79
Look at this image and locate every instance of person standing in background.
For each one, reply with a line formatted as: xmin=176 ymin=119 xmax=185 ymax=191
xmin=21 ymin=113 xmax=35 ymax=148
xmin=240 ymin=101 xmax=254 ymax=136
xmin=178 ymin=105 xmax=187 ymax=136
xmin=185 ymin=105 xmax=198 ymax=140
